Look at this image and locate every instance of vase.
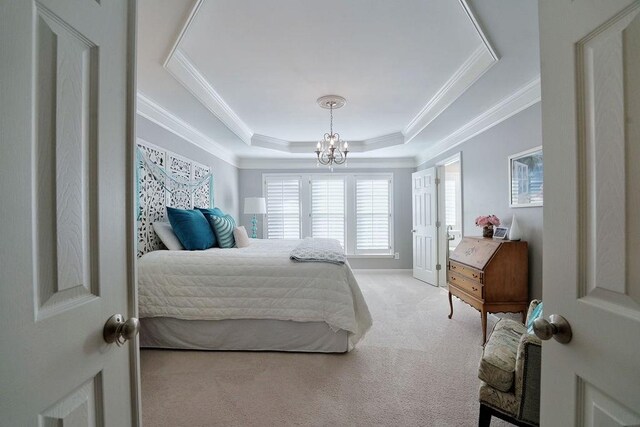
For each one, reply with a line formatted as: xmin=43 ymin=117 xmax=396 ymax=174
xmin=509 ymin=214 xmax=522 ymax=241
xmin=482 ymin=225 xmax=494 ymax=238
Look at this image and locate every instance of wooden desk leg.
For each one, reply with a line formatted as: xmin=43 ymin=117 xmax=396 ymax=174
xmin=481 ymin=308 xmax=487 ymax=344
xmin=448 ymin=292 xmax=453 ymax=319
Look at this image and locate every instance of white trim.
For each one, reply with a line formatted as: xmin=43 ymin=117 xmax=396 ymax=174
xmin=240 ymin=157 xmax=416 ymax=170
xmin=159 ymin=0 xmax=499 ymax=154
xmin=415 ymin=76 xmax=541 ymax=167
xmin=404 ymin=45 xmax=497 ymax=144
xmin=352 ymin=268 xmax=413 ymax=274
xmin=162 ymin=0 xmax=205 ymax=67
xmin=165 ymin=50 xmax=253 ymax=144
xmin=347 ymin=254 xmax=395 ymax=259
xmin=136 ymin=92 xmax=239 ymax=167
xmin=458 ymin=0 xmax=499 ymax=61
xmin=252 ymin=132 xmax=406 ymax=154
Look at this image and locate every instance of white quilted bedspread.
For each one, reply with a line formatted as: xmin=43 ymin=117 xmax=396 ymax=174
xmin=138 ymin=239 xmax=372 ymax=348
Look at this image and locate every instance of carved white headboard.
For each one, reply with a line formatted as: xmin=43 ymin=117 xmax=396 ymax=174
xmin=136 ymin=139 xmax=212 ymax=257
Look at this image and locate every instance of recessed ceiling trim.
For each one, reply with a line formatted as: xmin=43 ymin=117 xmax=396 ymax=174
xmin=415 ymin=76 xmax=541 ymax=166
xmin=251 ymin=132 xmax=405 ymax=154
xmin=162 ymin=0 xmax=499 ymax=154
xmin=239 ymin=157 xmax=417 ymax=170
xmin=457 ymin=0 xmax=499 ymax=61
xmin=162 ymin=0 xmax=205 ymax=68
xmin=403 ymin=45 xmax=496 ymax=144
xmin=136 ymin=92 xmax=239 ymax=167
xmin=166 ymin=49 xmax=253 ymax=144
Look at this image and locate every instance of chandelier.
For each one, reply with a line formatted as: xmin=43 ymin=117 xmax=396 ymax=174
xmin=315 ymin=95 xmax=349 ymax=167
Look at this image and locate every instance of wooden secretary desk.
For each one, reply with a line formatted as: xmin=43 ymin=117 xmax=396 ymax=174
xmin=447 ymin=237 xmax=529 ymax=343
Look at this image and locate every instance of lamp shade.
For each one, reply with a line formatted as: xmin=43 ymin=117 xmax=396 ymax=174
xmin=244 ymin=197 xmax=266 ymax=215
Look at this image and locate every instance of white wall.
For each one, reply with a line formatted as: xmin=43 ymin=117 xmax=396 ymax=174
xmin=418 ymin=104 xmax=543 ymax=299
xmin=239 ymin=167 xmax=413 ymax=269
xmin=136 ymin=115 xmax=240 ymax=219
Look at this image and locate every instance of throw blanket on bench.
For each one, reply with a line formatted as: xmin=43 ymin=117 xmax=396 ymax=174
xmin=290 ymin=238 xmax=346 ymax=265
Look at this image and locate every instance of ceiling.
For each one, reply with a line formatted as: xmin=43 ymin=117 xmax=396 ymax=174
xmin=137 ymin=0 xmax=541 ymax=168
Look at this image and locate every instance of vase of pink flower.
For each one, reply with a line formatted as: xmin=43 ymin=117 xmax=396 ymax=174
xmin=475 ymin=215 xmax=501 ymax=238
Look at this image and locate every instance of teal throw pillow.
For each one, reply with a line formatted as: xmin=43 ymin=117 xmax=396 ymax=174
xmin=527 ymin=302 xmax=543 ymax=334
xmin=166 ymin=207 xmax=216 ymax=250
xmin=197 ymin=207 xmax=225 ymax=218
xmin=207 ymin=214 xmax=236 ymax=248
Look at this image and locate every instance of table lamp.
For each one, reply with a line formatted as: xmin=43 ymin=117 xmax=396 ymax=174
xmin=244 ymin=197 xmax=266 ymax=238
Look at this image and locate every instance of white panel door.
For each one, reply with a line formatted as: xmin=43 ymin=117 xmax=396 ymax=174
xmin=412 ymin=168 xmax=438 ymax=285
xmin=0 ymin=0 xmax=138 ymax=425
xmin=539 ymin=0 xmax=640 ymax=425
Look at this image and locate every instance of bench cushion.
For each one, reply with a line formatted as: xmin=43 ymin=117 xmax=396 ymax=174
xmin=478 ymin=319 xmax=526 ymax=392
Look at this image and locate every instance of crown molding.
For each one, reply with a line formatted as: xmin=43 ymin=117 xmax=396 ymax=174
xmin=414 ymin=76 xmax=541 ymax=167
xmin=160 ymin=0 xmax=499 ymax=154
xmin=238 ymin=157 xmax=417 ymax=170
xmin=165 ymin=49 xmax=254 ymax=144
xmin=136 ymin=92 xmax=239 ymax=167
xmin=403 ymin=45 xmax=497 ymax=144
xmin=251 ymin=132 xmax=406 ymax=153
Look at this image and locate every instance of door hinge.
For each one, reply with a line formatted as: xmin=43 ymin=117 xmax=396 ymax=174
xmin=436 ymin=264 xmax=442 ymax=271
xmin=435 ymin=177 xmax=441 ymax=185
xmin=436 ymin=221 xmax=441 ymax=228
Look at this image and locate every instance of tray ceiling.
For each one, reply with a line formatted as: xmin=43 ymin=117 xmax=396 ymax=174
xmin=137 ymin=0 xmax=541 ymax=166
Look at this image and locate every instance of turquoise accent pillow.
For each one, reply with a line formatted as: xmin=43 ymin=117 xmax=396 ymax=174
xmin=197 ymin=207 xmax=225 ymax=218
xmin=207 ymin=214 xmax=236 ymax=248
xmin=527 ymin=302 xmax=543 ymax=334
xmin=166 ymin=207 xmax=216 ymax=250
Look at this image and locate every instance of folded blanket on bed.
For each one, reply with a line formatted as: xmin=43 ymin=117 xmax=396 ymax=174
xmin=290 ymin=238 xmax=346 ymax=265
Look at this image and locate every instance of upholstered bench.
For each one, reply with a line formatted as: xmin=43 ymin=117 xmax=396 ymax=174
xmin=478 ymin=300 xmax=542 ymax=426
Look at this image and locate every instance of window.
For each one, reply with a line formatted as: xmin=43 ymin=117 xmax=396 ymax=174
xmin=355 ymin=177 xmax=391 ymax=254
xmin=311 ymin=178 xmax=345 ymax=247
xmin=264 ymin=176 xmax=301 ymax=239
xmin=263 ymin=173 xmax=393 ymax=256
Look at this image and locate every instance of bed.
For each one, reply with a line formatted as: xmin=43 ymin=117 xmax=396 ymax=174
xmin=137 ymin=238 xmax=372 ymax=353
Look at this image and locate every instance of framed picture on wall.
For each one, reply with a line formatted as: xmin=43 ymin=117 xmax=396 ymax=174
xmin=509 ymin=146 xmax=543 ymax=208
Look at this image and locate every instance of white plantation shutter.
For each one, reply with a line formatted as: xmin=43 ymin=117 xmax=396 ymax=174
xmin=265 ymin=177 xmax=301 ymax=239
xmin=311 ymin=178 xmax=345 ymax=247
xmin=356 ymin=177 xmax=391 ymax=254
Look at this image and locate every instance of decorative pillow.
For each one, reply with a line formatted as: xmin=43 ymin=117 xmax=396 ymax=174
xmin=207 ymin=214 xmax=236 ymax=248
xmin=233 ymin=226 xmax=251 ymax=248
xmin=527 ymin=302 xmax=543 ymax=334
xmin=197 ymin=207 xmax=225 ymax=218
xmin=152 ymin=222 xmax=184 ymax=251
xmin=166 ymin=207 xmax=216 ymax=250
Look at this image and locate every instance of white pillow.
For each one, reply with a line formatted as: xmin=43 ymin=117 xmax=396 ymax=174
xmin=233 ymin=226 xmax=251 ymax=248
xmin=153 ymin=222 xmax=184 ymax=250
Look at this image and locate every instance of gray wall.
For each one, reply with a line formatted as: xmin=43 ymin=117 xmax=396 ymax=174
xmin=136 ymin=115 xmax=240 ymax=219
xmin=417 ymin=104 xmax=543 ymax=299
xmin=239 ymin=167 xmax=413 ymax=269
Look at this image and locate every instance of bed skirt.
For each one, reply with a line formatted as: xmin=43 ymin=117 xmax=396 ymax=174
xmin=139 ymin=317 xmax=350 ymax=353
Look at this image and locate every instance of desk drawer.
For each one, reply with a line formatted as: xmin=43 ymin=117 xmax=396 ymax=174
xmin=448 ymin=272 xmax=483 ymax=299
xmin=449 ymin=261 xmax=483 ymax=283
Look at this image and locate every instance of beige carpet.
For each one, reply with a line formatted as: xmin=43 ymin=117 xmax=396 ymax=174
xmin=141 ymin=270 xmax=509 ymax=426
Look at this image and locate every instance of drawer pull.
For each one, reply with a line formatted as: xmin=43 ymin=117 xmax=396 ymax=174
xmin=452 ymin=277 xmax=457 ymax=281
xmin=472 ymin=287 xmax=477 ymax=292
xmin=472 ymin=274 xmax=479 ymax=278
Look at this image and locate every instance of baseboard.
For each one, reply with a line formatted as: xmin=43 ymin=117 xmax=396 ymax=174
xmin=352 ymin=268 xmax=413 ymax=274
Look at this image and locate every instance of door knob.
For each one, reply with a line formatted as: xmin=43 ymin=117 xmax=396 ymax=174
xmin=533 ymin=314 xmax=572 ymax=344
xmin=103 ymin=314 xmax=140 ymax=346
xmin=412 ymin=229 xmax=417 ymax=233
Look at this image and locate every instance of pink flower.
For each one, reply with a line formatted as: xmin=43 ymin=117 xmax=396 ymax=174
xmin=475 ymin=215 xmax=500 ymax=227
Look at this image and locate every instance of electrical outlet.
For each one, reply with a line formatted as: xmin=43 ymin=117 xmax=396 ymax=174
xmin=394 ymin=252 xmax=400 ymax=259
